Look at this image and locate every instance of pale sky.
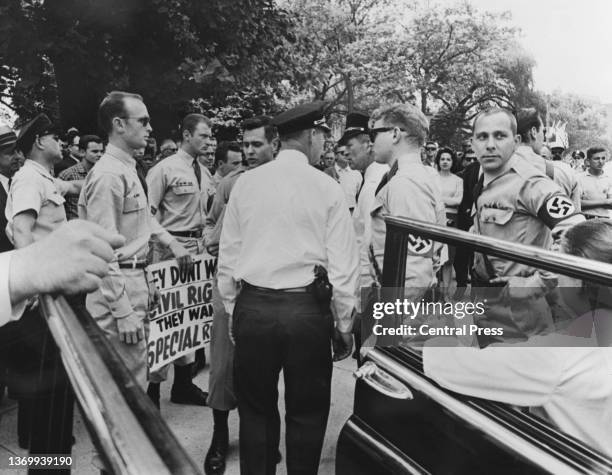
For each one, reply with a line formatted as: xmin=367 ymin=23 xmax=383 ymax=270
xmin=466 ymin=0 xmax=612 ymax=103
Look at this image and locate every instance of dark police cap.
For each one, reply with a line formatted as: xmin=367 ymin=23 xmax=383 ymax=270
xmin=272 ymin=101 xmax=330 ymax=136
xmin=0 ymin=126 xmax=17 ymax=153
xmin=339 ymin=112 xmax=369 ymax=145
xmin=16 ymin=113 xmax=59 ymax=153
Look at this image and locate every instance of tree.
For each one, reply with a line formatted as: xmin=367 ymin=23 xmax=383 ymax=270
xmin=0 ymin=0 xmax=293 ymax=136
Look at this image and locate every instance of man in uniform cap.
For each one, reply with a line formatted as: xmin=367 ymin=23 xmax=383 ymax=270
xmin=5 ymin=113 xmax=83 ymax=467
xmin=341 ymin=112 xmax=388 ymax=361
xmin=218 ymin=101 xmax=359 ymax=474
xmin=0 ymin=126 xmax=20 ymax=252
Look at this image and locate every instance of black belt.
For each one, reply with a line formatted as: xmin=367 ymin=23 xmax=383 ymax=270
xmin=118 ymin=261 xmax=147 ymax=269
xmin=242 ymin=281 xmax=312 ymax=294
xmin=169 ymin=229 xmax=202 ymax=238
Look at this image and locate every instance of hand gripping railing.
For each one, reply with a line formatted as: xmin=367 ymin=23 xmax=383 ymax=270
xmin=382 ymin=216 xmax=612 ymax=287
xmin=40 ymin=295 xmax=203 ymax=475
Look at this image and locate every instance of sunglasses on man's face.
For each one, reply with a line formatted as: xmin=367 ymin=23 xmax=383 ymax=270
xmin=121 ymin=116 xmax=151 ymax=127
xmin=369 ymin=127 xmax=406 ymax=142
xmin=425 ymin=146 xmax=437 ymax=151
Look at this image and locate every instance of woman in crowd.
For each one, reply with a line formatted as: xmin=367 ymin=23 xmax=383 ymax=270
xmin=434 ymin=147 xmax=463 ymax=299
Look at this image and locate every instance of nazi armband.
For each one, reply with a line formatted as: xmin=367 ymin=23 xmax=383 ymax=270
xmin=537 ymin=194 xmax=576 ymax=228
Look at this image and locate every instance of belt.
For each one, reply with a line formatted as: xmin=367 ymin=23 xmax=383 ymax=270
xmin=242 ymin=281 xmax=311 ymax=294
xmin=118 ymin=260 xmax=147 ymax=269
xmin=169 ymin=229 xmax=202 ymax=238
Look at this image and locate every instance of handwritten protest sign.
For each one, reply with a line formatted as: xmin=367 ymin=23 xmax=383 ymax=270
xmin=146 ymin=254 xmax=217 ymax=371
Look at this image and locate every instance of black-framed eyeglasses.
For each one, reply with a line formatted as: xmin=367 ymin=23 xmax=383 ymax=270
xmin=121 ymin=116 xmax=151 ymax=127
xmin=425 ymin=146 xmax=437 ymax=151
xmin=369 ymin=127 xmax=406 ymax=142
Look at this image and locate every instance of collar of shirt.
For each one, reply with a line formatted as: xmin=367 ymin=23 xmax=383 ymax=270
xmin=176 ymin=148 xmax=197 ymax=165
xmin=397 ymin=153 xmax=427 ymax=176
xmin=584 ymin=170 xmax=607 ymax=178
xmin=276 ymin=149 xmax=309 ymax=166
xmin=105 ymin=142 xmax=136 ymax=168
xmin=25 ymin=159 xmax=54 ymax=179
xmin=335 ymin=163 xmax=350 ymax=174
xmin=364 ymin=161 xmax=388 ymax=183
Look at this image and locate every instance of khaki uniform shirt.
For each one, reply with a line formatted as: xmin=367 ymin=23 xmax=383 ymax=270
xmin=473 ymin=156 xmax=578 ymax=280
xmin=6 ymin=159 xmax=71 ymax=243
xmin=578 ymin=170 xmax=612 ymax=218
xmin=203 ymin=167 xmax=245 ymax=248
xmin=78 ymin=143 xmax=175 ymax=319
xmin=370 ymin=159 xmax=446 ymax=297
xmin=146 ymin=149 xmax=206 ymax=232
xmin=514 ymin=145 xmax=581 ymax=211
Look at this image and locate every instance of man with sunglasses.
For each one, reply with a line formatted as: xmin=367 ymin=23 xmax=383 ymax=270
xmin=79 ymin=91 xmax=191 ymax=390
xmin=368 ymin=104 xmax=446 ymax=339
xmin=423 ymin=140 xmax=438 ymax=167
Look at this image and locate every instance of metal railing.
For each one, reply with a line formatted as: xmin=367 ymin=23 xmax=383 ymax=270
xmin=41 ymin=295 xmax=203 ymax=475
xmin=382 ymin=216 xmax=612 ymax=286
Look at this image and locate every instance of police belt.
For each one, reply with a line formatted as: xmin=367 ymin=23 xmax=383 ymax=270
xmin=169 ymin=229 xmax=202 ymax=238
xmin=242 ymin=281 xmax=313 ymax=294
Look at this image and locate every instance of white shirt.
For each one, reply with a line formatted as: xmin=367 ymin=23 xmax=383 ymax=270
xmin=352 ymin=161 xmax=388 ymax=310
xmin=0 ymin=174 xmax=9 ymax=194
xmin=0 ymin=251 xmax=26 ymax=327
xmin=335 ymin=164 xmax=363 ymax=209
xmin=424 ymin=334 xmax=612 ymax=457
xmin=218 ymin=149 xmax=359 ymax=332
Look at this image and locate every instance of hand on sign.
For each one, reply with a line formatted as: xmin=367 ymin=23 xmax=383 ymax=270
xmin=332 ymin=328 xmax=353 ymax=362
xmin=206 ymin=243 xmax=219 ymax=257
xmin=169 ymin=240 xmax=194 ymax=274
xmin=9 ymin=220 xmax=125 ymax=304
xmin=117 ymin=314 xmax=145 ymax=345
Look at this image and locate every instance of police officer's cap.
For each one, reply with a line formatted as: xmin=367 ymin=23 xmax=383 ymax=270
xmin=16 ymin=113 xmax=59 ymax=153
xmin=0 ymin=126 xmax=17 ymax=153
xmin=339 ymin=112 xmax=369 ymax=145
xmin=272 ymin=101 xmax=330 ymax=136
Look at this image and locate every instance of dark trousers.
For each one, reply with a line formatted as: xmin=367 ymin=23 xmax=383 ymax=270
xmin=453 ymin=244 xmax=472 ymax=287
xmin=0 ymin=307 xmax=74 ymax=474
xmin=233 ymin=287 xmax=333 ymax=475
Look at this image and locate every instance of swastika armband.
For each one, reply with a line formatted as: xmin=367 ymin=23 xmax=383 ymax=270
xmin=537 ymin=194 xmax=576 ymax=228
xmin=406 ymin=233 xmax=433 ymax=257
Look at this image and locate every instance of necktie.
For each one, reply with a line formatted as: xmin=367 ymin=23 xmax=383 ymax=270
xmin=193 ymin=160 xmax=202 ymax=189
xmin=136 ymin=161 xmax=148 ymax=197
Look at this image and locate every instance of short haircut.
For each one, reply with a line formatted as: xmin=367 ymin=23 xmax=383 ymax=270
xmin=181 ymin=113 xmax=211 ymax=135
xmin=370 ymin=103 xmax=429 ymax=147
xmin=242 ymin=115 xmax=276 ymax=143
xmin=434 ymin=147 xmax=460 ymax=173
xmin=215 ymin=141 xmax=241 ymax=165
xmin=65 ymin=129 xmax=79 ymax=144
xmin=160 ymin=138 xmax=177 ymax=148
xmin=472 ymin=108 xmax=517 ymax=136
xmin=425 ymin=140 xmax=437 ymax=147
xmin=98 ymin=91 xmax=144 ymax=135
xmin=516 ymin=108 xmax=543 ymax=143
xmin=587 ymin=146 xmax=607 ymax=160
xmin=79 ymin=134 xmax=103 ymax=151
xmin=562 ymin=218 xmax=612 ymax=263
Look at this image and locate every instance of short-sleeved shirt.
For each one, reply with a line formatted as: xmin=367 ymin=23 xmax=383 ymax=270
xmin=58 ymin=161 xmax=88 ymax=220
xmin=146 ymin=149 xmax=206 ymax=232
xmin=577 ymin=170 xmax=612 ymax=218
xmin=473 ymin=156 xmax=576 ymax=279
xmin=370 ymin=158 xmax=446 ymax=296
xmin=6 ymin=159 xmax=70 ymax=243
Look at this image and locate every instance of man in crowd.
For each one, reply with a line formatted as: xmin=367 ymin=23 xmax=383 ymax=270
xmin=203 ymin=116 xmax=277 ymax=475
xmin=324 ymin=142 xmax=362 ymax=213
xmin=0 ymin=126 xmax=21 ymax=252
xmin=145 ymin=113 xmax=213 ymax=407
xmin=514 ymin=108 xmax=581 ymax=210
xmin=58 ymin=134 xmax=104 ymax=220
xmin=578 ymin=146 xmax=612 ymax=219
xmin=368 ymin=104 xmax=446 ymax=345
xmin=422 ymin=140 xmax=438 ymax=167
xmin=211 ymin=141 xmax=242 ymax=190
xmin=469 ymin=108 xmax=583 ymax=344
xmin=159 ymin=138 xmax=178 ymax=160
xmin=5 ymin=113 xmax=83 ymax=467
xmin=79 ymin=91 xmax=192 ymax=390
xmin=218 ymin=102 xmax=358 ymax=475
xmin=341 ymin=111 xmax=388 ymax=360
xmin=55 ymin=128 xmax=81 ymax=175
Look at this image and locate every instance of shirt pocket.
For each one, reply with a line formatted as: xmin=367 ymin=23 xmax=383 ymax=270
xmin=479 ymin=207 xmax=514 ymax=225
xmin=42 ymin=193 xmax=67 ymax=224
xmin=173 ymin=184 xmax=197 ymax=196
xmin=123 ymin=195 xmax=145 ymax=213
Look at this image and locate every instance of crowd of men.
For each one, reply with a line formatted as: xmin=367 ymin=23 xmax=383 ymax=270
xmin=0 ymin=91 xmax=611 ymax=475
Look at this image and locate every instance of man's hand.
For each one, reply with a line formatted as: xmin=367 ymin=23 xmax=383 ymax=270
xmin=168 ymin=240 xmax=194 ymax=274
xmin=332 ymin=328 xmax=353 ymax=362
xmin=206 ymin=242 xmax=219 ymax=257
xmin=9 ymin=220 xmax=125 ymax=304
xmin=116 ymin=314 xmax=145 ymax=345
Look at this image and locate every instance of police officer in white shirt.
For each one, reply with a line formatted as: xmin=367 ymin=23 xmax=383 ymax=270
xmin=218 ymin=101 xmax=359 ymax=475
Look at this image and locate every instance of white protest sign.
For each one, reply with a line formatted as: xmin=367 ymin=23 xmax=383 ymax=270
xmin=145 ymin=254 xmax=216 ymax=372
